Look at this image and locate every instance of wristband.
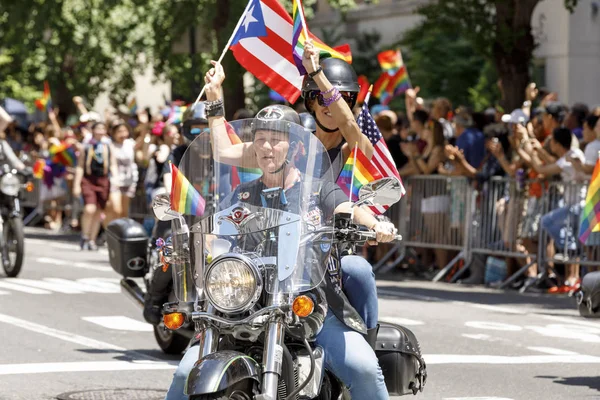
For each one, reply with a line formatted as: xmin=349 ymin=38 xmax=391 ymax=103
xmin=308 ymin=67 xmax=322 ymax=78
xmin=321 ymin=86 xmax=336 ymax=95
xmin=204 ymin=99 xmax=225 ymax=117
xmin=321 ymin=89 xmax=341 ymax=108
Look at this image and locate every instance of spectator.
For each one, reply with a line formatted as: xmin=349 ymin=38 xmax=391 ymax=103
xmin=532 ymin=127 xmax=587 ymax=292
xmin=452 ymin=107 xmax=485 ymax=169
xmin=375 ymin=110 xmax=406 ymax=170
xmin=565 ymin=102 xmax=589 ymax=141
xmin=106 ymin=123 xmax=138 ymax=222
xmin=431 ymin=97 xmax=455 ymax=140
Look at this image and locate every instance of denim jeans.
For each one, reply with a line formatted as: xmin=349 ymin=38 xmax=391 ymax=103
xmin=541 ymin=204 xmax=581 ymax=252
xmin=165 ymin=255 xmax=384 ymax=400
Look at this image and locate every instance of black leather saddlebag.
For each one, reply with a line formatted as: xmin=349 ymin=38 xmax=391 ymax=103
xmin=106 ymin=218 xmax=149 ymax=278
xmin=375 ymin=322 xmax=427 ymax=396
xmin=577 ymin=271 xmax=600 ymax=318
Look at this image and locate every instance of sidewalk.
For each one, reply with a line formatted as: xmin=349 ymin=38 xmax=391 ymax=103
xmin=24 ymin=226 xmax=81 ymax=243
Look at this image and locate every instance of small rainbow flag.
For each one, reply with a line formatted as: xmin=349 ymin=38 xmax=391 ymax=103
xmin=127 ymin=98 xmax=138 ymax=115
xmin=33 ymin=159 xmax=46 ymax=179
xmin=292 ymin=0 xmax=352 ymax=75
xmin=49 ymin=142 xmax=77 ymax=167
xmin=34 ymin=81 xmax=52 ymax=112
xmin=170 ymin=163 xmax=206 ymax=216
xmin=357 ymin=75 xmax=370 ymax=104
xmin=224 ymin=122 xmax=262 ymax=188
xmin=579 ymin=158 xmax=600 ymax=245
xmin=377 ymin=49 xmax=403 ymax=74
xmin=336 ymin=146 xmax=382 ymax=201
xmin=386 ymin=65 xmax=411 ymax=96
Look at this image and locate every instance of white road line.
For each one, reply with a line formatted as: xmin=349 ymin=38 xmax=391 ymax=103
xmin=380 ymin=317 xmax=425 ymax=326
xmin=0 ymin=289 xmax=9 ymax=295
xmin=28 ymin=238 xmax=109 ymax=254
xmin=9 ymin=278 xmax=86 ymax=294
xmin=0 ymin=313 xmax=125 ymax=351
xmin=465 ymin=321 xmax=523 ymax=331
xmin=424 ymin=354 xmax=600 ymax=364
xmin=541 ymin=315 xmax=600 ymax=329
xmin=0 ymin=360 xmax=176 ymax=375
xmin=0 ymin=281 xmax=51 ymax=294
xmin=468 ymin=304 xmax=526 ymax=315
xmin=83 ymin=316 xmax=153 ymax=332
xmin=527 ymin=347 xmax=579 ymax=356
xmin=445 ymin=397 xmax=514 ymax=400
xmin=36 ymin=257 xmax=112 ymax=272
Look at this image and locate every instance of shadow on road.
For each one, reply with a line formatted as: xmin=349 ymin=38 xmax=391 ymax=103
xmin=377 ymin=283 xmax=577 ymax=312
xmin=77 ymin=348 xmax=182 ymax=362
xmin=536 ymin=375 xmax=600 ymax=392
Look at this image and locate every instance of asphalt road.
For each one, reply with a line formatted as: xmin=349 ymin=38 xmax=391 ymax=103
xmin=0 ymin=228 xmax=598 ymax=400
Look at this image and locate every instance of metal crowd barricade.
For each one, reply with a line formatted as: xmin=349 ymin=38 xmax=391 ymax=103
xmin=537 ymin=180 xmax=600 ymax=275
xmin=373 ymin=175 xmax=473 ymax=279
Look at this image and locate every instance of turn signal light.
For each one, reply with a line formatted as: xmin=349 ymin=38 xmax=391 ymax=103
xmin=163 ymin=312 xmax=185 ymax=330
xmin=25 ymin=182 xmax=34 ymax=192
xmin=292 ymin=295 xmax=314 ymax=318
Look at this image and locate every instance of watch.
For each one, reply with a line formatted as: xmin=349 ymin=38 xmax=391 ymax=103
xmin=308 ymin=67 xmax=323 ymax=78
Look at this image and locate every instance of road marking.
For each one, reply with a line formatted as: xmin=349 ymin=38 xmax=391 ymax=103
xmin=36 ymin=257 xmax=112 ymax=272
xmin=525 ymin=324 xmax=600 ymax=343
xmin=9 ymin=278 xmax=87 ymax=294
xmin=0 ymin=360 xmax=176 ymax=375
xmin=527 ymin=347 xmax=579 ymax=355
xmin=0 ymin=280 xmax=52 ymax=294
xmin=424 ymin=354 xmax=600 ymax=364
xmin=541 ymin=315 xmax=600 ymax=329
xmin=465 ymin=321 xmax=523 ymax=331
xmin=0 ymin=313 xmax=126 ymax=351
xmin=462 ymin=333 xmax=494 ymax=341
xmin=83 ymin=316 xmax=153 ymax=332
xmin=468 ymin=304 xmax=526 ymax=315
xmin=444 ymin=397 xmax=514 ymax=400
xmin=28 ymin=238 xmax=109 ymax=254
xmin=379 ymin=317 xmax=424 ymax=326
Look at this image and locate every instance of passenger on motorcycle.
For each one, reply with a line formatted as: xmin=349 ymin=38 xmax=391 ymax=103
xmin=165 ymin=104 xmax=396 ymax=400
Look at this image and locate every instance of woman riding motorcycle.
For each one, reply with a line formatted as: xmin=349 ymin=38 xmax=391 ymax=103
xmin=166 ymin=104 xmax=396 ymax=399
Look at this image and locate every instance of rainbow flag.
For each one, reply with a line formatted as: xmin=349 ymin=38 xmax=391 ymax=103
xmin=386 ymin=65 xmax=411 ymax=96
xmin=224 ymin=121 xmax=262 ymax=188
xmin=127 ymin=98 xmax=137 ymax=115
xmin=372 ymin=72 xmax=391 ymax=99
xmin=49 ymin=142 xmax=77 ymax=167
xmin=170 ymin=163 xmax=206 ymax=216
xmin=336 ymin=146 xmax=383 ymax=201
xmin=34 ymin=81 xmax=52 ymax=112
xmin=33 ymin=159 xmax=46 ymax=179
xmin=377 ymin=49 xmax=403 ymax=73
xmin=167 ymin=105 xmax=188 ymax=124
xmin=579 ymin=158 xmax=600 ymax=245
xmin=357 ymin=75 xmax=370 ymax=104
xmin=292 ymin=0 xmax=352 ymax=75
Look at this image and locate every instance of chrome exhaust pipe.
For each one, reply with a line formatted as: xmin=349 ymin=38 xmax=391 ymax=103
xmin=120 ymin=278 xmax=145 ymax=308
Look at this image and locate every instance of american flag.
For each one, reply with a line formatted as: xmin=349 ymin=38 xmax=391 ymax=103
xmin=356 ymin=102 xmax=406 ymax=214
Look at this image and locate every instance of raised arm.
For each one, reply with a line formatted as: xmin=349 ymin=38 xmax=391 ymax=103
xmin=302 ymin=40 xmax=373 ymax=159
xmin=204 ymin=61 xmax=258 ymax=168
xmin=0 ymin=105 xmax=13 ymax=134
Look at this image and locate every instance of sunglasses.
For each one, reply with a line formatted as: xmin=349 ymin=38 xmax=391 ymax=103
xmin=306 ymin=91 xmax=356 ymax=107
xmin=190 ymin=127 xmax=211 ymax=135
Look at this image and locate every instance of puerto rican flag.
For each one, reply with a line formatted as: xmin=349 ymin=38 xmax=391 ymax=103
xmin=229 ymin=0 xmax=349 ymax=104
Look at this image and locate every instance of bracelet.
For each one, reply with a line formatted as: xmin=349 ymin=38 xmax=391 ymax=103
xmin=308 ymin=67 xmax=322 ymax=78
xmin=204 ymin=99 xmax=224 ymax=117
xmin=321 ymin=89 xmax=341 ymax=108
xmin=321 ymin=86 xmax=336 ymax=95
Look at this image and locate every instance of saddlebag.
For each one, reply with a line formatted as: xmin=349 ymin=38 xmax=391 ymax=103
xmin=375 ymin=322 xmax=427 ymax=396
xmin=106 ymin=218 xmax=149 ymax=278
xmin=577 ymin=271 xmax=600 ymax=318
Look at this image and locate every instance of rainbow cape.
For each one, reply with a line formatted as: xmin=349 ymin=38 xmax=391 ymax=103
xmin=292 ymin=0 xmax=352 ymax=75
xmin=579 ymin=158 xmax=600 ymax=245
xmin=170 ymin=163 xmax=206 ymax=216
xmin=49 ymin=142 xmax=77 ymax=167
xmin=225 ymin=121 xmax=262 ymax=188
xmin=34 ymin=81 xmax=52 ymax=112
xmin=336 ymin=146 xmax=382 ymax=201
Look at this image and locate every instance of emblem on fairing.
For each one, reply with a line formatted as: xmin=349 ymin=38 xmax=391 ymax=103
xmin=223 ymin=206 xmax=252 ymax=227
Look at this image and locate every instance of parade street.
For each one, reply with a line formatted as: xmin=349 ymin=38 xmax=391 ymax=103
xmin=0 ymin=229 xmax=598 ymax=400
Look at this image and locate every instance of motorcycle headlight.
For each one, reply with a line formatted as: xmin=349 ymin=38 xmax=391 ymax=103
xmin=0 ymin=174 xmax=20 ymax=197
xmin=205 ymin=254 xmax=261 ymax=314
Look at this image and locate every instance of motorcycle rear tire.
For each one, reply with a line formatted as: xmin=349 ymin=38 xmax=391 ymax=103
xmin=3 ymin=218 xmax=24 ymax=278
xmin=153 ymin=324 xmax=189 ymax=355
xmin=190 ymin=378 xmax=256 ymax=400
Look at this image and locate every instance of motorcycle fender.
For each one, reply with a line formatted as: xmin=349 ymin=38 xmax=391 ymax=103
xmin=186 ymin=350 xmax=260 ymax=396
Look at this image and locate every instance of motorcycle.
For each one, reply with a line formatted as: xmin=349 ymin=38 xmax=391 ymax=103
xmin=145 ymin=120 xmax=426 ymax=399
xmin=0 ymin=164 xmax=33 ymax=277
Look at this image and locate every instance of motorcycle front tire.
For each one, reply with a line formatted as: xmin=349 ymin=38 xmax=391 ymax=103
xmin=153 ymin=324 xmax=189 ymax=355
xmin=3 ymin=217 xmax=24 ymax=277
xmin=190 ymin=378 xmax=256 ymax=400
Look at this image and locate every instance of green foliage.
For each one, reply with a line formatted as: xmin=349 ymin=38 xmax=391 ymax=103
xmin=351 ymin=31 xmax=382 ymax=83
xmin=468 ymin=60 xmax=501 ymax=111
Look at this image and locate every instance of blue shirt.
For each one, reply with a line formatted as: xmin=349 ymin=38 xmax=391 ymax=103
xmin=456 ymin=128 xmax=485 ymax=168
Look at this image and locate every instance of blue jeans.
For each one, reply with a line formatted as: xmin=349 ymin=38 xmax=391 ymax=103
xmin=165 ymin=255 xmax=384 ymax=399
xmin=541 ymin=204 xmax=581 ymax=252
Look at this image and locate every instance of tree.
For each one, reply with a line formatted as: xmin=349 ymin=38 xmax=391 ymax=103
xmin=413 ymin=0 xmax=578 ymax=112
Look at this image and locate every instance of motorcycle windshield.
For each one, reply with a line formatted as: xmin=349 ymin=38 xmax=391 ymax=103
xmin=175 ymin=118 xmax=335 ymax=295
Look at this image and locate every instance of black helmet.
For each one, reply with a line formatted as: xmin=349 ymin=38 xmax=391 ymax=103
xmin=181 ymin=102 xmax=208 ymax=142
xmin=251 ymin=105 xmax=300 ymax=135
xmin=302 ymin=58 xmax=360 ymax=111
xmin=299 ymin=112 xmax=316 ymax=132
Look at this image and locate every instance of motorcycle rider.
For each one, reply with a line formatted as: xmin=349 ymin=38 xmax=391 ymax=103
xmin=165 ymin=104 xmax=396 ymax=399
xmin=0 ymin=106 xmax=27 ymax=172
xmin=206 ymin=38 xmax=383 ymax=371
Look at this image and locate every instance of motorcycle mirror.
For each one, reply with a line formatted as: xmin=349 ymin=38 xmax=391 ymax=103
xmin=152 ymin=193 xmax=180 ymax=221
xmin=356 ymin=177 xmax=403 ymax=208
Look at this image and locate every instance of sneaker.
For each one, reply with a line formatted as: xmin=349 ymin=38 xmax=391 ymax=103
xmin=79 ymin=238 xmax=89 ymax=251
xmin=88 ymin=241 xmax=98 ymax=251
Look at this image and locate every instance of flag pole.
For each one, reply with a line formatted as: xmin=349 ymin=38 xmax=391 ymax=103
xmin=188 ymin=0 xmax=255 ymax=114
xmin=297 ymin=0 xmax=318 ymax=72
xmin=349 ymin=142 xmax=359 ymax=220
xmin=364 ymin=84 xmax=374 ymax=106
